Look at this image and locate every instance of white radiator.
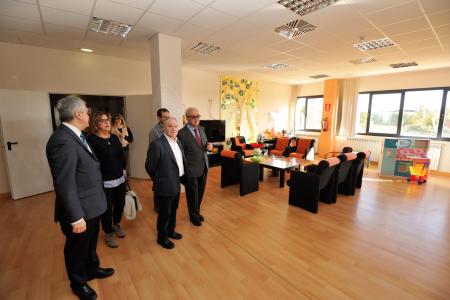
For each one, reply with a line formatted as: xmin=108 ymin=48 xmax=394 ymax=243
xmin=337 ymin=137 xmax=382 ymax=162
xmin=296 ymin=134 xmax=320 ymax=154
xmin=428 ymin=143 xmax=442 ymax=170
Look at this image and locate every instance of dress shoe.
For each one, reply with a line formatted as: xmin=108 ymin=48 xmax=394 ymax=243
xmin=157 ymin=239 xmax=175 ymax=249
xmin=71 ymin=284 xmax=97 ymax=300
xmin=87 ymin=267 xmax=115 ymax=280
xmin=198 ymin=214 xmax=204 ymax=222
xmin=169 ymin=232 xmax=183 ymax=240
xmin=190 ymin=218 xmax=202 ymax=226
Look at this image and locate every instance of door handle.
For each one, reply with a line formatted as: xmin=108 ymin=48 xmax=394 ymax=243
xmin=7 ymin=141 xmax=18 ymax=151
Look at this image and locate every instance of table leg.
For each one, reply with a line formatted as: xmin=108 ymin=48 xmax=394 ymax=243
xmin=280 ymin=170 xmax=285 ymax=188
xmin=259 ymin=165 xmax=264 ymax=181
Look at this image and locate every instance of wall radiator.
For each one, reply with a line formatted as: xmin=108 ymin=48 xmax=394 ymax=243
xmin=428 ymin=143 xmax=442 ymax=170
xmin=296 ymin=134 xmax=320 ymax=154
xmin=337 ymin=137 xmax=382 ymax=162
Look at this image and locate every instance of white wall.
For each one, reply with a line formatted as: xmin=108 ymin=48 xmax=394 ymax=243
xmin=181 ymin=68 xmax=294 ymax=135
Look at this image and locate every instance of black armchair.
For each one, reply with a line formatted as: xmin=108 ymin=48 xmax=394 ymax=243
xmin=287 ymin=157 xmax=340 ymax=213
xmin=351 ymin=150 xmax=370 ymax=194
xmin=230 ymin=136 xmax=254 ymax=157
xmin=335 ymin=153 xmax=357 ymax=199
xmin=220 ymin=150 xmax=259 ymax=196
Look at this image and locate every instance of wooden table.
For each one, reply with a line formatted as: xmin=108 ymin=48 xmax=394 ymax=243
xmin=247 ymin=156 xmax=314 ymax=187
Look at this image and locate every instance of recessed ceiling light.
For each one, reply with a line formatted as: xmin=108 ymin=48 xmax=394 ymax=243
xmin=274 ymin=19 xmax=317 ymax=39
xmin=309 ymin=74 xmax=329 ymax=79
xmin=189 ymin=42 xmax=221 ymax=55
xmin=354 ymin=38 xmax=395 ymax=51
xmin=88 ymin=17 xmax=132 ymax=38
xmin=278 ymin=0 xmax=340 ymax=16
xmin=264 ymin=63 xmax=289 ymax=70
xmin=390 ymin=62 xmax=418 ymax=68
xmin=80 ymin=48 xmax=94 ymax=53
xmin=349 ymin=57 xmax=376 ymax=64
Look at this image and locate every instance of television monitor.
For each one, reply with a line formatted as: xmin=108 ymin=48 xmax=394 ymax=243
xmin=199 ymin=120 xmax=226 ymax=143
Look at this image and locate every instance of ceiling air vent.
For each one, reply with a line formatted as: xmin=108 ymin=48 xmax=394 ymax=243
xmin=189 ymin=42 xmax=221 ymax=55
xmin=274 ymin=19 xmax=317 ymax=39
xmin=349 ymin=57 xmax=376 ymax=64
xmin=264 ymin=63 xmax=290 ymax=70
xmin=89 ymin=17 xmax=132 ymax=38
xmin=390 ymin=62 xmax=418 ymax=68
xmin=277 ymin=0 xmax=340 ymax=16
xmin=354 ymin=37 xmax=395 ymax=51
xmin=310 ymin=74 xmax=329 ymax=79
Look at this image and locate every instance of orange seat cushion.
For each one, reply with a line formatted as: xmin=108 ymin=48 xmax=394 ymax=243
xmin=243 ymin=149 xmax=253 ymax=157
xmin=289 ymin=152 xmax=304 ymax=158
xmin=221 ymin=150 xmax=238 ymax=159
xmin=270 ymin=149 xmax=283 ymax=156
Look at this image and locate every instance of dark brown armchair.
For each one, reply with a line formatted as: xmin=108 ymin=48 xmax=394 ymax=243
xmin=288 ymin=138 xmax=315 ymax=159
xmin=220 ymin=150 xmax=259 ymax=196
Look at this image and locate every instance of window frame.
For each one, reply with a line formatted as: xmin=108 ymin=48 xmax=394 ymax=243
xmin=357 ymin=87 xmax=450 ymax=141
xmin=294 ymin=95 xmax=323 ymax=132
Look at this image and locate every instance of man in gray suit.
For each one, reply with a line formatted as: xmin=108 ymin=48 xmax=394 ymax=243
xmin=178 ymin=107 xmax=212 ymax=226
xmin=146 ymin=117 xmax=187 ymax=249
xmin=46 ymin=96 xmax=114 ymax=300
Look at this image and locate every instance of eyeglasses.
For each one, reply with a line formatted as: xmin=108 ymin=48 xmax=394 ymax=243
xmin=188 ymin=115 xmax=201 ymax=119
xmin=98 ymin=118 xmax=111 ymax=124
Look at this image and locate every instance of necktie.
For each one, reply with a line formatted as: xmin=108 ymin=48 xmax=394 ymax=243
xmin=80 ymin=133 xmax=89 ymax=149
xmin=194 ymin=128 xmax=202 ymax=146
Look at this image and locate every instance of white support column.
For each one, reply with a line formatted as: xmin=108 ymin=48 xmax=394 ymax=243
xmin=150 ymin=33 xmax=183 ymax=124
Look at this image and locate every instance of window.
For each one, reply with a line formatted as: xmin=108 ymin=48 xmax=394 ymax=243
xmin=294 ymin=96 xmax=323 ymax=131
xmin=369 ymin=93 xmax=401 ymax=134
xmin=356 ymin=93 xmax=369 ymax=133
xmin=356 ymin=87 xmax=450 ymax=140
xmin=443 ymin=91 xmax=450 ymax=138
xmin=401 ymin=90 xmax=443 ymax=138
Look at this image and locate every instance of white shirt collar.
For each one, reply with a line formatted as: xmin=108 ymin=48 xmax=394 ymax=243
xmin=62 ymin=122 xmax=83 ymax=138
xmin=164 ymin=133 xmax=178 ymax=143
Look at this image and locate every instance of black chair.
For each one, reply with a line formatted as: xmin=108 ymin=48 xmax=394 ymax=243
xmin=351 ymin=151 xmax=370 ymax=195
xmin=230 ymin=136 xmax=254 ymax=158
xmin=220 ymin=150 xmax=259 ymax=196
xmin=335 ymin=153 xmax=357 ymax=200
xmin=287 ymin=157 xmax=340 ymax=213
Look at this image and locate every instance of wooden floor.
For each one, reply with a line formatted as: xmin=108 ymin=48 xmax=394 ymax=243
xmin=1 ymin=166 xmax=449 ymax=299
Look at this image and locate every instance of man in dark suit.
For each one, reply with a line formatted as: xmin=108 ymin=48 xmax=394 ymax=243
xmin=46 ymin=96 xmax=114 ymax=300
xmin=178 ymin=107 xmax=212 ymax=226
xmin=145 ymin=117 xmax=186 ymax=249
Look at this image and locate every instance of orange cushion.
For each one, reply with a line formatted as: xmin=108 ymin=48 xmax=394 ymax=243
xmin=296 ymin=138 xmax=312 ymax=154
xmin=289 ymin=152 xmax=304 ymax=158
xmin=243 ymin=149 xmax=253 ymax=156
xmin=275 ymin=138 xmax=290 ymax=151
xmin=221 ymin=150 xmax=237 ymax=159
xmin=270 ymin=149 xmax=283 ymax=156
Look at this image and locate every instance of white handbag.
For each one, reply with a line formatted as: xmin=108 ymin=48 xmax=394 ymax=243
xmin=123 ymin=182 xmax=142 ymax=220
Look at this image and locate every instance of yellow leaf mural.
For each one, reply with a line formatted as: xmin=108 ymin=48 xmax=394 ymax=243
xmin=220 ymin=76 xmax=259 ymax=142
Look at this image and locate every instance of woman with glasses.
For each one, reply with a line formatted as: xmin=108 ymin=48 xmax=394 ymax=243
xmin=87 ymin=112 xmax=126 ymax=248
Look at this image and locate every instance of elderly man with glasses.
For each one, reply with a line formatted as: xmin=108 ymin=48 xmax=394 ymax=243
xmin=178 ymin=107 xmax=212 ymax=226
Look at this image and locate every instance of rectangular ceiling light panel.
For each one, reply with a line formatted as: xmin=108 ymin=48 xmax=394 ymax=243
xmin=274 ymin=19 xmax=317 ymax=39
xmin=264 ymin=63 xmax=290 ymax=69
xmin=349 ymin=57 xmax=377 ymax=64
xmin=309 ymin=74 xmax=329 ymax=79
xmin=89 ymin=17 xmax=133 ymax=38
xmin=278 ymin=0 xmax=340 ymax=16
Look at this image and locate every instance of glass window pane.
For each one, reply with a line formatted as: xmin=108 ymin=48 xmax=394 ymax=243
xmin=295 ymin=97 xmax=306 ymax=131
xmin=356 ymin=94 xmax=369 ymax=133
xmin=369 ymin=93 xmax=401 ymax=134
xmin=306 ymin=97 xmax=323 ymax=130
xmin=443 ymin=91 xmax=450 ymax=138
xmin=401 ymin=89 xmax=443 ymax=137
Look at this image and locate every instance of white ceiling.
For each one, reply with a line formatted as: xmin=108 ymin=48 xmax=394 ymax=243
xmin=1 ymin=0 xmax=450 ymax=84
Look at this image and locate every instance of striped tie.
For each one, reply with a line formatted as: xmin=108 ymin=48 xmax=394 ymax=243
xmin=80 ymin=133 xmax=89 ymax=149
